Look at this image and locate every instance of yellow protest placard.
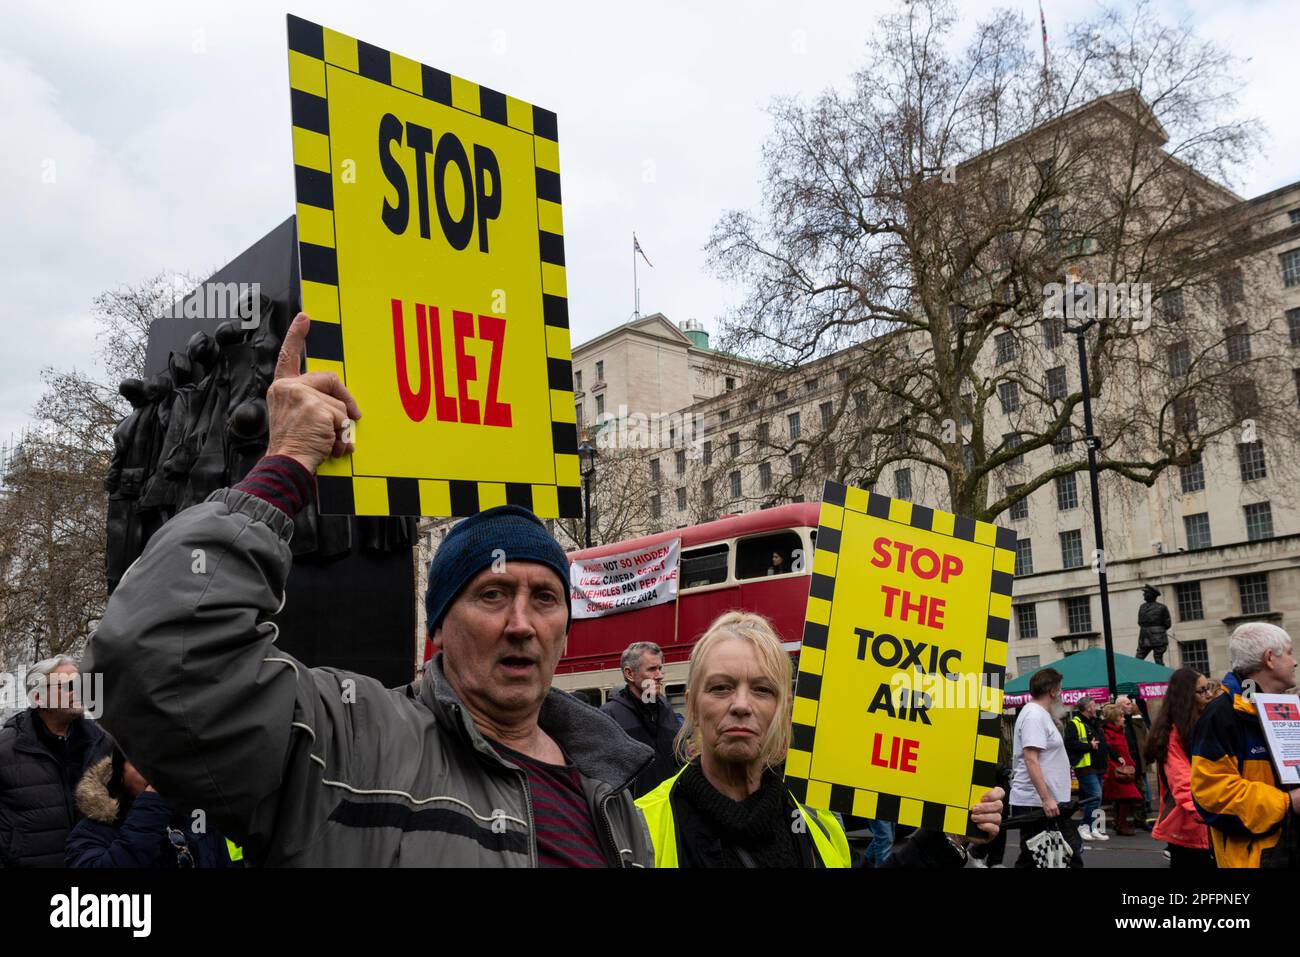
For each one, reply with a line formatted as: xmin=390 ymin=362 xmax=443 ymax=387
xmin=285 ymin=15 xmax=579 ymax=517
xmin=785 ymin=481 xmax=1017 ymax=838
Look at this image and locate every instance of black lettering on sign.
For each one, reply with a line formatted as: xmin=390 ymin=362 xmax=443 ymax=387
xmin=377 ymin=113 xmax=503 ymax=253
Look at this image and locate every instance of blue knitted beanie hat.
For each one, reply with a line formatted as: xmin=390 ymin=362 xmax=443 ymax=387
xmin=425 ymin=505 xmax=572 ymax=637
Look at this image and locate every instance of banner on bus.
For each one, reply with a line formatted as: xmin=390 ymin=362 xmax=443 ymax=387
xmin=570 ymin=540 xmax=680 ymax=619
xmin=785 ymin=481 xmax=1017 ymax=838
xmin=285 ymin=15 xmax=579 ymax=518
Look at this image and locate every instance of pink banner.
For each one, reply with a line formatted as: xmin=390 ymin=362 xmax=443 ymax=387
xmin=1138 ymin=682 xmax=1168 ymax=699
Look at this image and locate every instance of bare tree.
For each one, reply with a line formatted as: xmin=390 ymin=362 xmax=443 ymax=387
xmin=554 ymin=444 xmax=664 ymax=551
xmin=707 ymin=0 xmax=1291 ymax=523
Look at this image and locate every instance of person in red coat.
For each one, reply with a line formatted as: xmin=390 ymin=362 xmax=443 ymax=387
xmin=1144 ymin=668 xmax=1214 ymax=867
xmin=1101 ymin=703 xmax=1142 ymax=835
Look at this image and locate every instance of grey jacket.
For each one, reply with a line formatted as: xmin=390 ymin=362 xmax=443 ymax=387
xmin=85 ymin=487 xmax=655 ymax=867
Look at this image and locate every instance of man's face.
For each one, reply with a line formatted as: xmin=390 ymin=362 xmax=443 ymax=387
xmin=1116 ymin=695 xmax=1134 ymax=716
xmin=1262 ymin=640 xmax=1297 ymax=692
xmin=693 ymin=638 xmax=779 ymax=767
xmin=32 ymin=663 xmax=80 ymax=717
xmin=626 ymin=652 xmax=664 ymax=700
xmin=1080 ymin=701 xmax=1096 ymax=720
xmin=434 ymin=562 xmax=568 ymax=726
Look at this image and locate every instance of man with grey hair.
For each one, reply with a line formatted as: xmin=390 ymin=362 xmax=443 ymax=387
xmin=1190 ymin=622 xmax=1300 ymax=867
xmin=0 ymin=656 xmax=108 ymax=866
xmin=600 ymin=641 xmax=683 ymax=797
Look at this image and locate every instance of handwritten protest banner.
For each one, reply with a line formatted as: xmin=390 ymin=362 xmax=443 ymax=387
xmin=570 ymin=540 xmax=680 ymax=619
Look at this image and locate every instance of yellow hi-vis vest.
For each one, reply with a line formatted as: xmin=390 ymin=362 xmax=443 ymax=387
xmin=1069 ymin=716 xmax=1092 ymax=770
xmin=225 ymin=839 xmax=244 ymax=862
xmin=635 ymin=765 xmax=852 ymax=868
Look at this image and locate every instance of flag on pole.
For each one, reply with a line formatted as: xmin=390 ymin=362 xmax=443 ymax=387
xmin=633 ymin=233 xmax=654 ymax=268
xmin=1039 ymin=0 xmax=1049 ymax=72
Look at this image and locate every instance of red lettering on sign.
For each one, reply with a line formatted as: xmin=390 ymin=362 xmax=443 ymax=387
xmin=871 ymin=733 xmax=920 ymax=773
xmin=428 ymin=305 xmax=458 ymax=422
xmin=477 ymin=314 xmax=512 ymax=427
xmin=391 ymin=299 xmax=430 ymax=422
xmin=453 ymin=310 xmax=480 ymax=425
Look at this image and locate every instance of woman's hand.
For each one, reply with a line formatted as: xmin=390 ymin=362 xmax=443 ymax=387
xmin=953 ymin=787 xmax=1004 ymax=843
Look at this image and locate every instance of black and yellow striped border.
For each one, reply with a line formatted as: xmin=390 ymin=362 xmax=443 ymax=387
xmin=786 ymin=480 xmax=1017 ymax=839
xmin=285 ymin=14 xmax=580 ymax=518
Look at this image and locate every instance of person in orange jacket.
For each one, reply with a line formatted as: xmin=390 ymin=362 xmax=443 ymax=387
xmin=1144 ymin=668 xmax=1213 ymax=867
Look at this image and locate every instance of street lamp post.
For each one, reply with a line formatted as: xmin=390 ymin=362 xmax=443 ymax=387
xmin=577 ymin=441 xmax=598 ymax=549
xmin=1064 ymin=298 xmax=1119 ymax=699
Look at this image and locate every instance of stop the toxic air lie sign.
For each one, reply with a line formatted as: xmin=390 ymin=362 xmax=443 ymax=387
xmin=285 ymin=15 xmax=580 ymax=517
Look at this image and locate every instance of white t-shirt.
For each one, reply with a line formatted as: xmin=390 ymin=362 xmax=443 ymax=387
xmin=1010 ymin=701 xmax=1072 ymax=807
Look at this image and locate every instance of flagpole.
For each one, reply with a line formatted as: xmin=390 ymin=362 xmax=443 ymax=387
xmin=633 ymin=232 xmax=640 ymax=319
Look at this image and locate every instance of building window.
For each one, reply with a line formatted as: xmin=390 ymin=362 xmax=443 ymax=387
xmin=1237 ymin=441 xmax=1267 ymax=482
xmin=720 ymin=408 xmax=731 ymax=424
xmin=838 ymin=367 xmax=851 ymax=382
xmin=998 ymin=381 xmax=1020 ymax=413
xmin=1238 ymin=572 xmax=1270 ymax=615
xmin=703 ymin=441 xmax=712 ymax=466
xmin=757 ymin=421 xmax=769 ymax=445
xmin=1016 ymin=654 xmax=1042 ymax=675
xmin=746 ymin=398 xmax=759 ymax=413
xmin=675 ymin=450 xmax=686 ymax=475
xmin=1060 ymin=529 xmax=1084 ymax=569
xmin=1179 ymin=640 xmax=1210 ymax=676
xmin=575 ymin=402 xmax=584 ymax=428
xmin=1179 ymin=459 xmax=1205 ymax=493
xmin=596 ymin=360 xmax=604 ymax=382
xmin=996 ymin=332 xmax=1017 ymax=365
xmin=963 ymin=444 xmax=975 ymax=470
xmin=1175 ymin=581 xmax=1204 ymax=622
xmin=1183 ymin=512 xmax=1212 ymax=550
xmin=1065 ymin=596 xmax=1092 ymax=633
xmin=1219 ymin=268 xmax=1245 ymax=306
xmin=727 ymin=432 xmax=739 ymax=458
xmin=854 ymin=391 xmax=867 ymax=410
xmin=702 ymin=481 xmax=714 ymax=509
xmin=1046 ymin=366 xmax=1067 ymax=400
xmin=1289 ymin=308 xmax=1300 ymax=346
xmin=1162 ymin=288 xmax=1185 ymax=321
xmin=676 ymin=487 xmax=687 ymax=511
xmin=759 ymin=461 xmax=772 ymax=491
xmin=1244 ymin=502 xmax=1274 ymax=541
xmin=1290 ymin=210 xmax=1300 ymax=226
xmin=1281 ymin=249 xmax=1300 ymax=289
xmin=729 ymin=471 xmax=742 ymax=499
xmin=1173 ymin=396 xmax=1198 ymax=433
xmin=1015 ymin=604 xmax=1039 ymax=640
xmin=1055 ymin=473 xmax=1079 ymax=510
xmin=725 ymin=376 xmax=736 ymax=391
xmin=788 ymin=412 xmax=801 ymax=439
xmin=1015 ymin=539 xmax=1034 ymax=576
xmin=895 ymin=468 xmax=912 ymax=500
xmin=789 ymin=453 xmax=803 ymax=478
xmin=775 ymin=388 xmax=788 ymax=403
xmin=595 ymin=394 xmax=605 ymax=417
xmin=820 ymin=401 xmax=833 ymax=429
xmin=1226 ymin=324 xmax=1251 ymax=362
xmin=650 ymin=458 xmax=660 ymax=482
xmin=1168 ymin=341 xmax=1191 ymax=377
xmin=1043 ymin=207 xmax=1062 ymax=248
xmin=806 ymin=377 xmax=819 ymax=393
xmin=574 ymin=370 xmax=583 ymax=391
xmin=1008 ymin=485 xmax=1028 ymax=521
xmin=1053 ymin=424 xmax=1074 ymax=455
xmin=650 ymin=494 xmax=661 ymax=519
xmin=1043 ymin=317 xmax=1064 ymax=350
xmin=1004 ymin=433 xmax=1024 ymax=466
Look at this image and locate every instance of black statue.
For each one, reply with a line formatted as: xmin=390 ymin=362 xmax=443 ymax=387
xmin=1135 ymin=584 xmax=1172 ymax=665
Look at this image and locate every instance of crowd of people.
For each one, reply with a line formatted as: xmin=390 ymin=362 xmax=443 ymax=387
xmin=1 ymin=313 xmax=1295 ymax=869
xmin=976 ymin=621 xmax=1298 ymax=868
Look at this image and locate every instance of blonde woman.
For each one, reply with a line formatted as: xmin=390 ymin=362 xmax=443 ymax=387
xmin=636 ymin=611 xmax=1004 ymax=867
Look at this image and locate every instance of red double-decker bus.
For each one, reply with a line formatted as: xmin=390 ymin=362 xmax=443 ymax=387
xmin=552 ymin=503 xmax=820 ymax=709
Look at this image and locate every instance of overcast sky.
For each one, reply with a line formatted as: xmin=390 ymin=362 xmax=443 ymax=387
xmin=2 ymin=0 xmax=1296 ymax=445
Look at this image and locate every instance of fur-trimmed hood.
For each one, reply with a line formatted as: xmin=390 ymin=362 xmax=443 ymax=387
xmin=75 ymin=756 xmax=120 ymax=823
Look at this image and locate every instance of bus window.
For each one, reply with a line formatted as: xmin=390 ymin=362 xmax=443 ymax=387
xmin=570 ymin=688 xmax=603 ymax=708
xmin=680 ymin=543 xmax=729 ymax=589
xmin=736 ymin=531 xmax=804 ymax=579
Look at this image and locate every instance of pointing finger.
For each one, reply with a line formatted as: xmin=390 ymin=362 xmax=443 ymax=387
xmin=275 ymin=313 xmax=311 ymax=381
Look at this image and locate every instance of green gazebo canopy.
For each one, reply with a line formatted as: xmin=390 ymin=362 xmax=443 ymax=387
xmin=1004 ymin=648 xmax=1176 ymax=695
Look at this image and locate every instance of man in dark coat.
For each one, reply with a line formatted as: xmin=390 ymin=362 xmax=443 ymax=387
xmin=1136 ymin=584 xmax=1172 ymax=665
xmin=0 ymin=657 xmax=108 ymax=866
xmin=601 ymin=641 xmax=683 ymax=798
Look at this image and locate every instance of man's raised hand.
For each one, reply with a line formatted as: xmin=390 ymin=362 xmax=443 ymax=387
xmin=266 ymin=313 xmax=362 ymax=474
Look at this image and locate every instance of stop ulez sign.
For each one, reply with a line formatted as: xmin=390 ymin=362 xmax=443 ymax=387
xmin=285 ymin=15 xmax=580 ymax=518
xmin=785 ymin=481 xmax=1018 ymax=838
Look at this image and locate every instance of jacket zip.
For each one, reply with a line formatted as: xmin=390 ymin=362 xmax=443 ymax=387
xmin=516 ymin=768 xmax=538 ymax=867
xmin=597 ymin=793 xmax=624 ymax=868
